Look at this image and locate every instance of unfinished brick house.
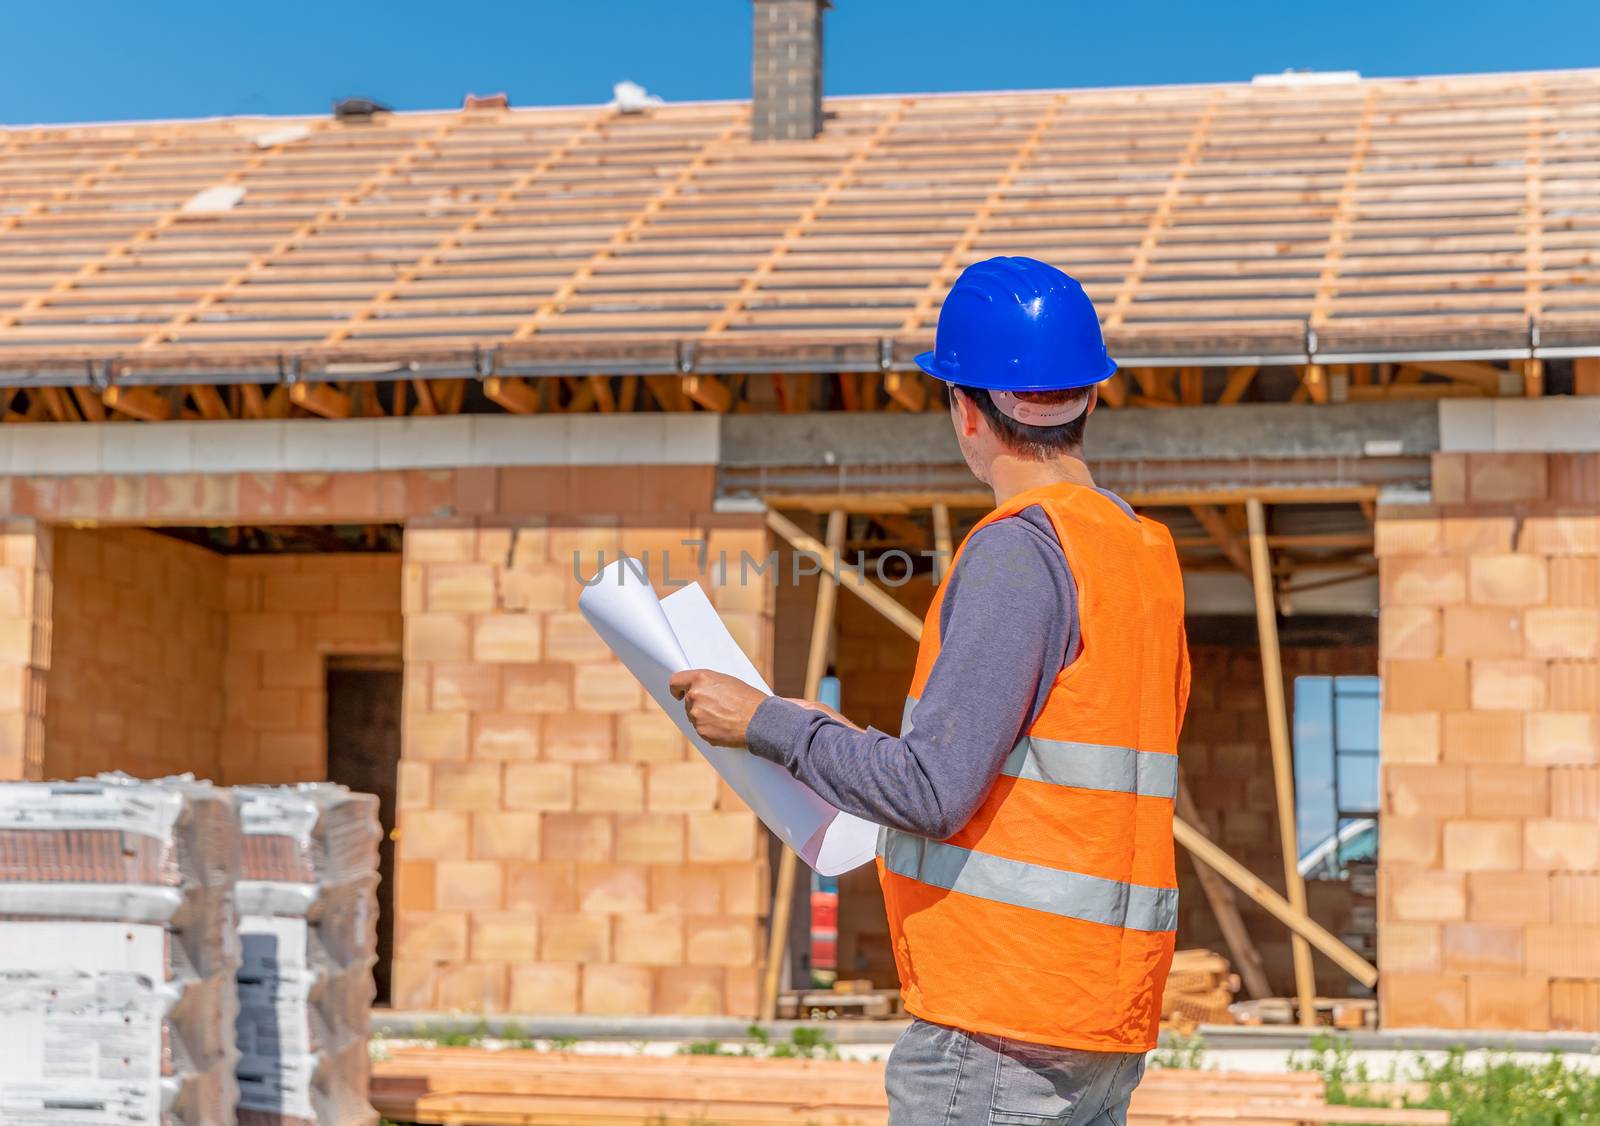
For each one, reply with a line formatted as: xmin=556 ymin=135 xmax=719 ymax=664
xmin=1 ymin=2 xmax=1597 ymax=1032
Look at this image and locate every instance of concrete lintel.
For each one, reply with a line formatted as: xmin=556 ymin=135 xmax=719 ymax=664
xmin=718 ymin=402 xmax=1440 ymax=470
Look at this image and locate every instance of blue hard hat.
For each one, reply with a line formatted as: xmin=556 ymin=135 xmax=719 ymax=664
xmin=914 ymin=256 xmax=1117 ymax=392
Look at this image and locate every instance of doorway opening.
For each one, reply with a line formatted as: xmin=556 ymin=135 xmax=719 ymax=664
xmin=326 ymin=658 xmax=403 ymax=1006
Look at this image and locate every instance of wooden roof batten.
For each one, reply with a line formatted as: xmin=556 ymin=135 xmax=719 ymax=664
xmin=2 ymin=69 xmax=1599 ymax=395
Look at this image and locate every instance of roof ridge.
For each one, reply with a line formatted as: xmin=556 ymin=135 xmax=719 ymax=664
xmin=6 ymin=65 xmax=1599 ymax=134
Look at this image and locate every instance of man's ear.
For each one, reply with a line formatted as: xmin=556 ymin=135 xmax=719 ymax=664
xmin=950 ymin=387 xmax=982 ymax=437
xmin=1085 ymin=385 xmax=1099 ymax=418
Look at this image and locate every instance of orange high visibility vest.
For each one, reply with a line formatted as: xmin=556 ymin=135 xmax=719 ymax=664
xmin=878 ymin=481 xmax=1191 ymax=1053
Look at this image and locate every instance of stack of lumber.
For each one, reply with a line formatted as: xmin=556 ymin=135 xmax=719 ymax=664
xmin=1160 ymin=949 xmax=1239 ymax=1030
xmin=0 ymin=775 xmax=243 ymax=1125
xmin=777 ymin=978 xmax=903 ymax=1021
xmin=1233 ymin=996 xmax=1379 ymax=1030
xmin=233 ymin=784 xmax=381 ymax=1126
xmin=370 ymin=1048 xmax=1451 ymax=1126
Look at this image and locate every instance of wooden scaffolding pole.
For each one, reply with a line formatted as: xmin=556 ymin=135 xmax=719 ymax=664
xmin=1176 ymin=774 xmax=1272 ymax=1000
xmin=758 ymin=509 xmax=847 ymax=1021
xmin=1173 ymin=816 xmax=1376 ymax=988
xmin=1246 ymin=497 xmax=1318 ymax=1024
xmin=931 ymin=502 xmax=954 ymax=584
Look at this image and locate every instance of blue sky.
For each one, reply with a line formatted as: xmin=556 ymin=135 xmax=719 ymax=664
xmin=3 ymin=0 xmax=1597 ymax=125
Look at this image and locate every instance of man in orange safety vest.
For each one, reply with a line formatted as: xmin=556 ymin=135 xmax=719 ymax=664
xmin=673 ymin=256 xmax=1189 ymax=1125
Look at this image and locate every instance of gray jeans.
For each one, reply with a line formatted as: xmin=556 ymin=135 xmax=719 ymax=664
xmin=885 ymin=1018 xmax=1146 ymax=1126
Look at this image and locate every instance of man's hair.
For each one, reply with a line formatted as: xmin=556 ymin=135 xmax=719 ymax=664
xmin=950 ymin=384 xmax=1091 ymax=461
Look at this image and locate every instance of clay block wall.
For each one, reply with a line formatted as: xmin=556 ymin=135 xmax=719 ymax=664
xmin=1378 ymin=452 xmax=1600 ymax=1031
xmin=220 ymin=553 xmax=402 ymax=784
xmin=46 ymin=528 xmax=226 ymax=780
xmin=45 ymin=533 xmax=401 ymax=786
xmin=392 ymin=497 xmax=774 ymax=1017
xmin=1179 ymin=644 xmax=1373 ymax=997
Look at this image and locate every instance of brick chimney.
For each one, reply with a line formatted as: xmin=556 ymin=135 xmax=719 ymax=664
xmin=751 ymin=0 xmax=829 ymax=141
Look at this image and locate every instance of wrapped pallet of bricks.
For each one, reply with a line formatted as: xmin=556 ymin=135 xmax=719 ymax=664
xmin=233 ymin=784 xmax=380 ymax=1126
xmin=0 ymin=775 xmax=242 ymax=1125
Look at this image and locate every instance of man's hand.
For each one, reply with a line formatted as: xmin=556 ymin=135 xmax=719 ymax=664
xmin=668 ymin=670 xmax=767 ymax=748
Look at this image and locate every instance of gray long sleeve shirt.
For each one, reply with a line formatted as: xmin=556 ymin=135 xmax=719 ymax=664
xmin=747 ymin=494 xmax=1134 ymax=839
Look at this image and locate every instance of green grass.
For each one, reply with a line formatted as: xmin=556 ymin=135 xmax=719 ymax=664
xmin=1151 ymin=1030 xmax=1600 ymax=1123
xmin=374 ymin=1017 xmax=578 ymax=1051
xmin=1290 ymin=1033 xmax=1600 ymax=1125
xmin=1149 ymin=1031 xmax=1209 ymax=1070
xmin=680 ymin=1023 xmax=839 ymax=1060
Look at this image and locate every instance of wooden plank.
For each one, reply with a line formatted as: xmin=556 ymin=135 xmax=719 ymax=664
xmin=188 ymin=384 xmax=229 ymax=421
xmin=263 ymin=384 xmax=293 ymax=419
xmin=1398 ymin=360 xmax=1508 ymax=389
xmin=36 ymin=387 xmax=79 ymax=423
xmin=69 ymin=386 xmax=106 ymax=422
xmin=369 ymin=1050 xmax=1441 ymax=1125
xmin=1176 ymin=775 xmax=1272 ymax=1001
xmin=1179 ymin=366 xmax=1204 ymax=405
xmin=288 ymin=381 xmax=352 ymax=419
xmin=484 ymin=375 xmax=540 ymax=414
xmin=1245 ymin=497 xmax=1318 ymax=1025
xmin=1345 ymin=381 xmax=1490 ymax=402
xmin=644 ymin=375 xmax=691 ymax=412
xmin=765 ymin=509 xmax=923 ymax=640
xmin=1522 ymin=356 xmax=1545 ymax=400
xmin=1523 ymin=83 xmax=1546 ymax=397
xmin=881 ymin=371 xmax=927 ymax=412
xmin=681 ymin=374 xmax=733 ymax=413
xmin=438 ymin=378 xmax=467 ymax=415
xmin=1190 ymin=504 xmax=1251 ymax=574
xmin=1173 ymin=814 xmax=1377 ymax=989
xmin=931 ymin=503 xmax=954 ymax=585
xmin=1298 ymin=364 xmax=1328 ymax=405
xmin=760 ymin=509 xmax=847 ymax=1022
xmin=101 ymin=385 xmax=171 ymax=421
xmin=1577 ymin=356 xmax=1600 ymax=397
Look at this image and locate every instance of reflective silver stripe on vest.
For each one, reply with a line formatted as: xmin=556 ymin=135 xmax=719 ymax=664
xmin=1002 ymin=738 xmax=1178 ymax=800
xmin=878 ymin=828 xmax=1178 ymax=933
xmin=902 ymin=696 xmax=1178 ymax=800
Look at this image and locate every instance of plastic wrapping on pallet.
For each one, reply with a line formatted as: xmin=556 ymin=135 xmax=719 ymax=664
xmin=237 ymin=785 xmax=381 ymax=890
xmin=233 ymin=784 xmax=378 ymax=1126
xmin=0 ymin=971 xmax=168 ymax=1125
xmin=238 ymin=1040 xmax=374 ymax=1126
xmin=0 ymin=776 xmax=243 ymax=1126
